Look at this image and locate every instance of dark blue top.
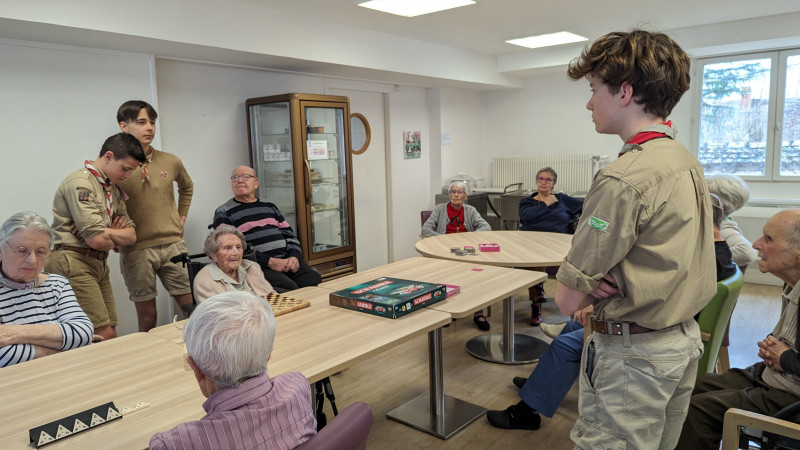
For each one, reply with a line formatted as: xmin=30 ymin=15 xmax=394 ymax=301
xmin=518 ymin=192 xmax=583 ymax=234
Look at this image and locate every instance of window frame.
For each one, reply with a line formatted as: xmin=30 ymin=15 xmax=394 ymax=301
xmin=691 ymin=48 xmax=800 ymax=181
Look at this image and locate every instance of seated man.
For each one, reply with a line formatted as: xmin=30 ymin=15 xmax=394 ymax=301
xmin=213 ymin=166 xmax=322 ymax=292
xmin=149 ymin=291 xmax=316 ymax=449
xmin=677 ymin=209 xmax=800 ymax=449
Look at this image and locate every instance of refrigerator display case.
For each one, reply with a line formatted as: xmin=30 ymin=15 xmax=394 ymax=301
xmin=245 ymin=93 xmax=356 ymax=280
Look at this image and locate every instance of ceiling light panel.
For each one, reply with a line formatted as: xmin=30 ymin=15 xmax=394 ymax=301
xmin=506 ymin=31 xmax=588 ymax=49
xmin=355 ymin=0 xmax=476 ymax=18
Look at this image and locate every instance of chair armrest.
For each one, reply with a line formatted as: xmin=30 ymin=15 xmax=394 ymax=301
xmin=722 ymin=408 xmax=800 ymax=450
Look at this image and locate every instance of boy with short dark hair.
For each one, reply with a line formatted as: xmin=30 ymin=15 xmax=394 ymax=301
xmin=552 ymin=29 xmax=716 ymax=448
xmin=116 ymin=100 xmax=195 ymax=331
xmin=45 ymin=133 xmax=146 ymax=340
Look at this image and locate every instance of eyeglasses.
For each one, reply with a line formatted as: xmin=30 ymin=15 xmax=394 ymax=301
xmin=449 ymin=190 xmax=465 ymax=195
xmin=537 ymin=177 xmax=554 ymax=184
xmin=2 ymin=242 xmax=51 ymax=260
xmin=230 ymin=175 xmax=256 ymax=182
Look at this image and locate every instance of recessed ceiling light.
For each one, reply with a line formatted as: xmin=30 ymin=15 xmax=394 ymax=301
xmin=506 ymin=31 xmax=588 ymax=49
xmin=355 ymin=0 xmax=476 ymax=18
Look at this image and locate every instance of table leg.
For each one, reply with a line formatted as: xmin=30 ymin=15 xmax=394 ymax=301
xmin=386 ymin=327 xmax=487 ymax=439
xmin=464 ymin=295 xmax=550 ymax=364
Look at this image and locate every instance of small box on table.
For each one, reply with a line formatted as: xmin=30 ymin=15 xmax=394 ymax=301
xmin=329 ymin=277 xmax=447 ymax=319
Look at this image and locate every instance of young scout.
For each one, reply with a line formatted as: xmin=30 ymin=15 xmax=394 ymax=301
xmin=44 ymin=133 xmax=146 ymax=340
xmin=554 ymin=30 xmax=717 ymax=448
xmin=116 ymin=100 xmax=195 ymax=331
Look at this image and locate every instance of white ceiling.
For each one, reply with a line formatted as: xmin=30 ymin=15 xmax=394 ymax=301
xmin=2 ymin=0 xmax=800 ymax=89
xmin=236 ymin=0 xmax=800 ymax=56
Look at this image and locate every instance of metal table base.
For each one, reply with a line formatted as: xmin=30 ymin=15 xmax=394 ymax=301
xmin=465 ymin=296 xmax=550 ymax=364
xmin=387 ymin=327 xmax=487 ymax=439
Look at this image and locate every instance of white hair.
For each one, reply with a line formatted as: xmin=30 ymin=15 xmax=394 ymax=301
xmin=0 ymin=211 xmax=55 ymax=249
xmin=204 ymin=224 xmax=246 ymax=257
xmin=183 ymin=291 xmax=277 ymax=388
xmin=449 ymin=181 xmax=469 ymax=195
xmin=707 ymin=174 xmax=750 ymax=215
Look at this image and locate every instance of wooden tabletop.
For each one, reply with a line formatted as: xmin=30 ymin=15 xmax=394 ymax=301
xmin=0 ymin=333 xmax=204 ymax=450
xmin=149 ymin=286 xmax=452 ymax=383
xmin=320 ymin=257 xmax=546 ymax=318
xmin=415 ymin=230 xmax=573 ymax=267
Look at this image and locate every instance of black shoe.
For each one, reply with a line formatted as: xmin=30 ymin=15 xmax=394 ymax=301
xmin=473 ymin=312 xmax=490 ymax=331
xmin=512 ymin=376 xmax=527 ymax=389
xmin=486 ymin=402 xmax=541 ymax=430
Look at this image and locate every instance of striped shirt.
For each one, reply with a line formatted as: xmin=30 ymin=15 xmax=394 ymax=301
xmin=149 ymin=372 xmax=316 ymax=450
xmin=0 ymin=274 xmax=93 ymax=368
xmin=213 ymin=199 xmax=302 ymax=260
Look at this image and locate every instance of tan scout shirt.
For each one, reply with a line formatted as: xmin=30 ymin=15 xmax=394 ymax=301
xmin=762 ymin=283 xmax=800 ymax=396
xmin=51 ymin=166 xmax=134 ymax=248
xmin=557 ymin=126 xmax=716 ymax=330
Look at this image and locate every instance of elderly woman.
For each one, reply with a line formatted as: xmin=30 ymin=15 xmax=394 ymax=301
xmin=421 ymin=181 xmax=492 ymax=330
xmin=0 ymin=211 xmax=93 ymax=368
xmin=193 ymin=225 xmax=276 ymax=303
xmin=421 ymin=181 xmax=491 ymax=237
xmin=707 ymin=174 xmax=757 ymax=268
xmin=519 ymin=167 xmax=583 ymax=325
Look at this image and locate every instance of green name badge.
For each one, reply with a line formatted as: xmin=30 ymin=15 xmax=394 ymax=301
xmin=589 ymin=216 xmax=609 ymax=232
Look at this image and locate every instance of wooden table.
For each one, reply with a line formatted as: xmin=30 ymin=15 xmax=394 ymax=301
xmin=0 ymin=333 xmax=203 ymax=450
xmin=150 ymin=286 xmax=451 ymax=384
xmin=415 ymin=230 xmax=573 ymax=364
xmin=320 ymin=257 xmax=545 ymax=439
xmin=415 ymin=230 xmax=572 ymax=267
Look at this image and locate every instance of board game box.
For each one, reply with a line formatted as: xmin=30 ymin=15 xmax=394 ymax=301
xmin=329 ymin=277 xmax=447 ymax=319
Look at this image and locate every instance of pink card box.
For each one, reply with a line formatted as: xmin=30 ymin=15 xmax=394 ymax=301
xmin=478 ymin=243 xmax=500 ymax=252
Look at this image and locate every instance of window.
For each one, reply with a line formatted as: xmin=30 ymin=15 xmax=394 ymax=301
xmin=695 ymin=49 xmax=800 ymax=180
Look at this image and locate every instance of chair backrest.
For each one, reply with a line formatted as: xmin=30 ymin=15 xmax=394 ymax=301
xmin=295 ymin=401 xmax=372 ymax=450
xmin=697 ymin=266 xmax=744 ymax=375
xmin=421 ymin=210 xmax=432 ymax=227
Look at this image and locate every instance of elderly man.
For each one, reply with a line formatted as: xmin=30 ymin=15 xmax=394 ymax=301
xmin=149 ymin=291 xmax=316 ymax=449
xmin=213 ymin=166 xmax=321 ymax=292
xmin=678 ymin=209 xmax=800 ymax=449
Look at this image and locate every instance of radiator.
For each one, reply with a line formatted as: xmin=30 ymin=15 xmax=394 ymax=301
xmin=491 ymin=154 xmax=600 ymax=193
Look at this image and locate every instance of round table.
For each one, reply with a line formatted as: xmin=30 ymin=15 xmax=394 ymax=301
xmin=415 ymin=230 xmax=573 ymax=364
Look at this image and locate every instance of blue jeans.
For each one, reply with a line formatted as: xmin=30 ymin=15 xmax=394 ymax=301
xmin=519 ymin=320 xmax=584 ymax=417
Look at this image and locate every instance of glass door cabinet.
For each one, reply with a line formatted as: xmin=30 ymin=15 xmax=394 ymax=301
xmin=246 ymin=93 xmax=356 ymax=280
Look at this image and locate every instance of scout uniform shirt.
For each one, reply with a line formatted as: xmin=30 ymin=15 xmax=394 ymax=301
xmin=51 ymin=165 xmax=134 ymax=248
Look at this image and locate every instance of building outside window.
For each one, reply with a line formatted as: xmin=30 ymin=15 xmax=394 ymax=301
xmin=695 ymin=50 xmax=800 ymax=179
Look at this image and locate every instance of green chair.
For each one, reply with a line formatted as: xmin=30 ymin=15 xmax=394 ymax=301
xmin=697 ymin=266 xmax=744 ymax=375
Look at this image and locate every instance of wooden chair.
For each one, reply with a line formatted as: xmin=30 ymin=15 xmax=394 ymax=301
xmin=697 ymin=266 xmax=744 ymax=375
xmin=722 ymin=404 xmax=800 ymax=450
xmin=296 ymin=401 xmax=373 ymax=450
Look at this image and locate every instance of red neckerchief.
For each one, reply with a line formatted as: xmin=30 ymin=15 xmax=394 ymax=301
xmin=619 ymin=121 xmax=672 ymax=157
xmin=445 ymin=203 xmax=467 ymax=233
xmin=84 ymin=160 xmax=113 ymax=224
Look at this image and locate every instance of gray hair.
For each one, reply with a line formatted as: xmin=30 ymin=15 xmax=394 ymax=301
xmin=0 ymin=211 xmax=55 ymax=249
xmin=707 ymin=174 xmax=750 ymax=215
xmin=204 ymin=224 xmax=246 ymax=257
xmin=537 ymin=167 xmax=558 ymax=184
xmin=183 ymin=291 xmax=277 ymax=388
xmin=709 ymin=193 xmax=725 ymax=228
xmin=449 ymin=181 xmax=469 ymax=196
xmin=782 ymin=209 xmax=800 ymax=249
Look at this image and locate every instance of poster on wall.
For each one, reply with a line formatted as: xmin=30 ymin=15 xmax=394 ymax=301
xmin=404 ymin=131 xmax=421 ymax=160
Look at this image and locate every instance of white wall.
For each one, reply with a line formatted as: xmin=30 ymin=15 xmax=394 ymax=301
xmin=440 ymin=88 xmax=487 ymax=187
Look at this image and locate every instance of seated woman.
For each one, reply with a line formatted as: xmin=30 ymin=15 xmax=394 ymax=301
xmin=0 ymin=211 xmax=93 ymax=368
xmin=518 ymin=167 xmax=583 ymax=325
xmin=421 ymin=181 xmax=492 ymax=330
xmin=707 ymin=174 xmax=757 ymax=268
xmin=193 ymin=225 xmax=276 ymax=303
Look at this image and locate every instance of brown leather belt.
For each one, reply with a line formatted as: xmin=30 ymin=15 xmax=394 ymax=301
xmin=591 ymin=319 xmax=656 ymax=336
xmin=54 ymin=244 xmax=108 ymax=261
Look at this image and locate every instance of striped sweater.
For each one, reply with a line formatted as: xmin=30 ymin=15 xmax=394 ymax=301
xmin=0 ymin=274 xmax=93 ymax=368
xmin=212 ymin=199 xmax=302 ymax=260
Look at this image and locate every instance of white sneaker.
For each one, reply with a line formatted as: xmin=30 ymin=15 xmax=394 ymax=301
xmin=540 ymin=322 xmax=567 ymax=339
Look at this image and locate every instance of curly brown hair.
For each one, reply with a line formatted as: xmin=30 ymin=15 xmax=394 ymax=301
xmin=566 ymin=29 xmax=690 ymax=118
